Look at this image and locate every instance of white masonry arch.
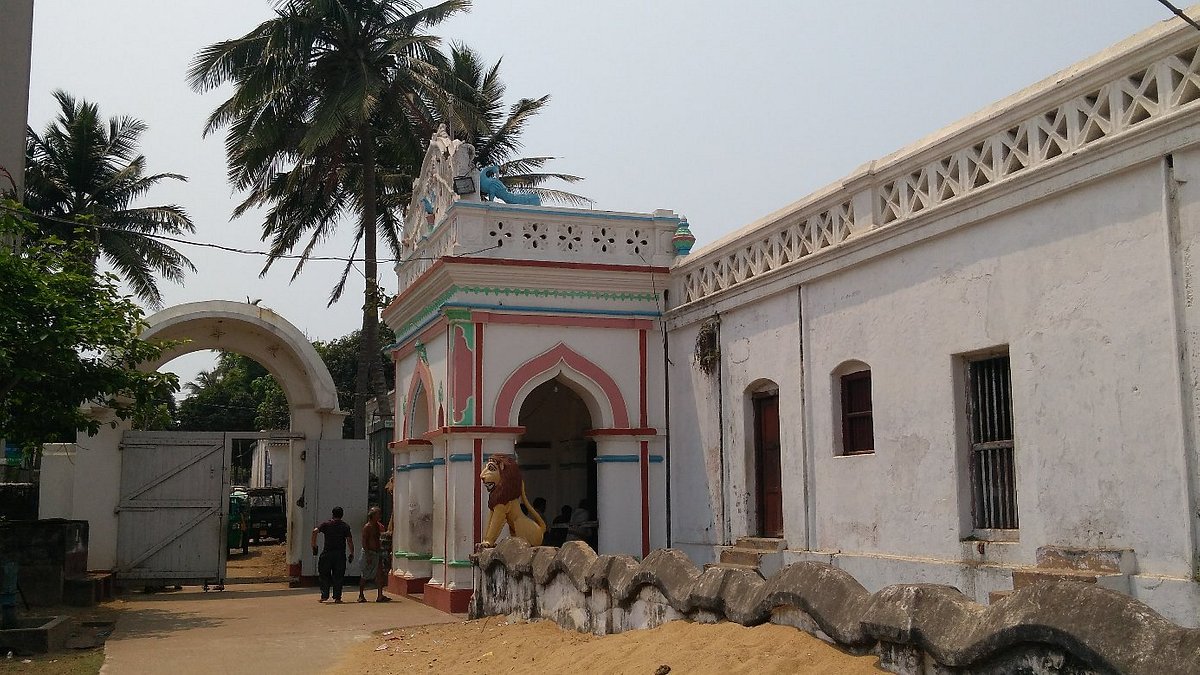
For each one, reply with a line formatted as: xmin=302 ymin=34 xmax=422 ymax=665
xmin=39 ymin=301 xmax=353 ymax=579
xmin=141 ymin=300 xmax=343 ymax=429
xmin=140 ymin=301 xmax=349 ymax=578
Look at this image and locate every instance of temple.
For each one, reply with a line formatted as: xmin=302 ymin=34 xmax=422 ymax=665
xmin=386 ymin=15 xmax=1200 ymax=626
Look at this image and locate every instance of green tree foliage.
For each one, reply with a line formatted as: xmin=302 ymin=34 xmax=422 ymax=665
xmin=24 ymin=91 xmax=196 ymax=309
xmin=313 ymin=330 xmax=395 ymax=438
xmin=442 ymin=44 xmax=587 ymax=206
xmin=174 ymin=330 xmax=394 ymax=439
xmin=189 ymin=0 xmax=469 ymax=439
xmin=0 ymin=201 xmax=180 ymax=448
xmin=175 ymin=352 xmax=290 ymax=432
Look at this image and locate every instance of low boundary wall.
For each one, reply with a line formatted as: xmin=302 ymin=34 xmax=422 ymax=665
xmin=472 ymin=539 xmax=1200 ymax=675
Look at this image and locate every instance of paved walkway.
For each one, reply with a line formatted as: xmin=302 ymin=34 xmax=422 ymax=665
xmin=100 ymin=583 xmax=458 ymax=674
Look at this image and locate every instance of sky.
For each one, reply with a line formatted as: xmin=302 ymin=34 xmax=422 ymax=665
xmin=25 ymin=0 xmax=1179 ymax=388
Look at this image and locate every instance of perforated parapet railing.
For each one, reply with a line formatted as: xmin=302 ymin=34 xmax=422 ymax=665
xmin=396 ymin=202 xmax=683 ymax=292
xmin=670 ymin=18 xmax=1200 ymax=309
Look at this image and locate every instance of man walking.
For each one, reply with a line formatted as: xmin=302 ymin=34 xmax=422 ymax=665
xmin=358 ymin=506 xmax=390 ymax=603
xmin=311 ymin=506 xmax=353 ymax=603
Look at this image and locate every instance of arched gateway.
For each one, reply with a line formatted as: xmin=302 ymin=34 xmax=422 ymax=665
xmin=39 ymin=301 xmax=365 ymax=585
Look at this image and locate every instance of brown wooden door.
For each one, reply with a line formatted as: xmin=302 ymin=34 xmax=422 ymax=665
xmin=754 ymin=394 xmax=783 ymax=538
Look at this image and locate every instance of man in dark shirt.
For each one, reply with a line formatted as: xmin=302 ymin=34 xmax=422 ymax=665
xmin=310 ymin=506 xmax=354 ymax=603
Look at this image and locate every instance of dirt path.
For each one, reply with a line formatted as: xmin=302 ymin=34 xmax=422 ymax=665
xmin=330 ymin=618 xmax=886 ymax=674
xmin=225 ymin=542 xmax=288 ymax=582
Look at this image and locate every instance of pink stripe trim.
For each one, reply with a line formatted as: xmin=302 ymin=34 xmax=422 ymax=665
xmin=494 ymin=343 xmax=630 ymax=428
xmin=471 ymin=312 xmax=653 ymax=330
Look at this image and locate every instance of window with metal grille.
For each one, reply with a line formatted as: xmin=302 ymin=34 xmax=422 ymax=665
xmin=840 ymin=371 xmax=874 ymax=455
xmin=968 ymin=354 xmax=1017 ymax=530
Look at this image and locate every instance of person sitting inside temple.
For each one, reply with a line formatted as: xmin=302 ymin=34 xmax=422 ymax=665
xmin=547 ymin=504 xmax=572 ymax=547
xmin=567 ymin=499 xmax=595 ymax=547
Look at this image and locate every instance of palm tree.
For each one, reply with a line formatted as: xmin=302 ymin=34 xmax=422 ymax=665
xmin=441 ymin=44 xmax=588 ymax=206
xmin=188 ymin=0 xmax=469 ymax=438
xmin=24 ymin=90 xmax=196 ymax=308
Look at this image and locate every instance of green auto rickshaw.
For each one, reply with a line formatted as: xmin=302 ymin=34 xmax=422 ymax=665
xmin=228 ymin=490 xmax=249 ymax=555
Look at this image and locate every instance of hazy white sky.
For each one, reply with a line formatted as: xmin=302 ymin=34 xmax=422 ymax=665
xmin=25 ymin=0 xmax=1178 ymax=386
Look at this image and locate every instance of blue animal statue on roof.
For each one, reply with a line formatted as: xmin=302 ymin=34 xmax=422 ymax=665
xmin=479 ymin=165 xmax=541 ymax=206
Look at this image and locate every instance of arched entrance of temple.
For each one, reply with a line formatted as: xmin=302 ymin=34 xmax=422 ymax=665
xmin=515 ymin=377 xmax=597 ymax=549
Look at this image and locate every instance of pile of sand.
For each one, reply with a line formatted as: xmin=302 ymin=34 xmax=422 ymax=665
xmin=332 ymin=617 xmax=885 ymax=674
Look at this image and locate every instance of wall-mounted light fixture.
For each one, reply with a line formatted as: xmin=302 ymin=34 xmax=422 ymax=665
xmin=452 ymin=175 xmax=476 ymax=195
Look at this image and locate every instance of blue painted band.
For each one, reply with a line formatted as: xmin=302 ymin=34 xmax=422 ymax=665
xmin=396 ymin=465 xmax=409 ymax=472
xmin=649 ymin=455 xmax=664 ymax=463
xmin=408 ymin=461 xmax=434 ymax=470
xmin=431 ymin=457 xmax=446 ymax=466
xmin=595 ymin=455 xmax=640 ymax=463
xmin=448 ymin=453 xmax=473 ymax=462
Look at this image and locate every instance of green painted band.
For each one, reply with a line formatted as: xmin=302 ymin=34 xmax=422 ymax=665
xmin=429 ymin=557 xmax=446 ymax=564
xmin=447 ymin=560 xmax=474 ymax=568
xmin=406 ymin=553 xmax=432 ymax=560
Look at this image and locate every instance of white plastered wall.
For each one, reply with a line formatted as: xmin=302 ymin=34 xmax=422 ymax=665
xmin=800 ymin=161 xmax=1191 ymax=575
xmin=664 ymin=321 xmax=722 ymax=563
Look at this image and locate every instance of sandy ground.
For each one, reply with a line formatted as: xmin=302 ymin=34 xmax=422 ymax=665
xmin=99 ymin=583 xmax=455 ymax=675
xmin=330 ymin=618 xmax=886 ymax=675
xmin=225 ymin=542 xmax=288 ymax=582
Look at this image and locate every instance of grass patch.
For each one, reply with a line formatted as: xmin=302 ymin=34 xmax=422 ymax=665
xmin=0 ymin=648 xmax=104 ymax=675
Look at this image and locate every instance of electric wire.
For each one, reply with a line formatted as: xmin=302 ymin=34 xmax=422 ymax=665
xmin=1157 ymin=0 xmax=1200 ymax=32
xmin=0 ymin=203 xmax=500 ymax=263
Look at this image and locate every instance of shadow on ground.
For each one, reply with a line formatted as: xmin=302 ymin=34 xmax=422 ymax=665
xmin=108 ymin=607 xmax=226 ymax=640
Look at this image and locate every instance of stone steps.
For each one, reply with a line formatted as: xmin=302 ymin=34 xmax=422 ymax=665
xmin=734 ymin=537 xmax=787 ymax=552
xmin=1012 ymin=568 xmax=1100 ymax=591
xmin=707 ymin=537 xmax=787 ymax=579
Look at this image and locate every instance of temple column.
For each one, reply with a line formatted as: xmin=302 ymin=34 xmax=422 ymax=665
xmin=387 ymin=444 xmax=410 ymax=594
xmin=591 ymin=432 xmax=662 ymax=557
xmin=425 ymin=432 xmax=480 ymax=612
xmin=427 ymin=441 xmax=448 ymax=593
xmin=402 ymin=442 xmax=434 ymax=592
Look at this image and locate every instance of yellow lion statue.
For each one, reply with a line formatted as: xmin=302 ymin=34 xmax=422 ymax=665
xmin=478 ymin=454 xmax=546 ymax=548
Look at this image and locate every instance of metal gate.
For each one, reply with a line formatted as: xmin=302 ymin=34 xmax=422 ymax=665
xmin=115 ymin=431 xmax=230 ymax=586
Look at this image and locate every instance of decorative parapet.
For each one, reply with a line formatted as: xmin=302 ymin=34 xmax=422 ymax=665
xmin=403 ymin=126 xmax=479 ymax=251
xmin=671 ymin=17 xmax=1200 ymax=309
xmin=396 ymin=202 xmax=683 ymax=292
xmin=472 ymin=538 xmax=1200 ymax=675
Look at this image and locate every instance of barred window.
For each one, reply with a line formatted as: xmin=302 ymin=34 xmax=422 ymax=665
xmin=967 ymin=354 xmax=1017 ymax=531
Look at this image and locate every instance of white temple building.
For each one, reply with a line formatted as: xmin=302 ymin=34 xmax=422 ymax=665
xmin=385 ymin=17 xmax=1200 ymax=624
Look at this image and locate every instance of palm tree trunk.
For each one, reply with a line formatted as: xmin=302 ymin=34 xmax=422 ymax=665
xmin=354 ymin=122 xmax=381 ymax=440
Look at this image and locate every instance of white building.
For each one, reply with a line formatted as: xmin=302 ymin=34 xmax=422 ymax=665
xmin=249 ymin=439 xmax=289 ymax=489
xmin=386 ymin=15 xmax=1200 ymax=627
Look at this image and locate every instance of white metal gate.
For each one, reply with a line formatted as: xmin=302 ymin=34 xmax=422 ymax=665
xmin=115 ymin=431 xmax=230 ymax=586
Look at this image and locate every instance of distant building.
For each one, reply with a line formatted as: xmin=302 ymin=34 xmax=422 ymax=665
xmin=385 ymin=16 xmax=1200 ymax=626
xmin=249 ymin=439 xmax=289 ymax=489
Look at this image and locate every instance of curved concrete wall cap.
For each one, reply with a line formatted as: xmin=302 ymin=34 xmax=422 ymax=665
xmin=139 ymin=300 xmax=342 ymax=415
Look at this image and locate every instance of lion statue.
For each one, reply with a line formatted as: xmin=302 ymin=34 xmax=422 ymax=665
xmin=478 ymin=454 xmax=546 ymax=548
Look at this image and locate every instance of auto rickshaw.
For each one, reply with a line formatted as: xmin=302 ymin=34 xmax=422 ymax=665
xmin=228 ymin=489 xmax=249 ymax=555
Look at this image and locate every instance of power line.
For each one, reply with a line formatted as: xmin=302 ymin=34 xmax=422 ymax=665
xmin=1157 ymin=0 xmax=1200 ymax=32
xmin=0 ymin=203 xmax=500 ymax=264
